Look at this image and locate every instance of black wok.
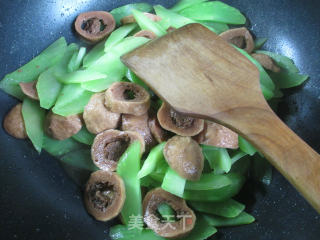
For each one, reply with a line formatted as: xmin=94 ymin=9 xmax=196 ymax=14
xmin=0 ymin=0 xmax=319 ymax=239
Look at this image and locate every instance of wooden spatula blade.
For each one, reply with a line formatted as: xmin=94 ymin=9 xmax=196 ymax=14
xmin=122 ymin=23 xmax=263 ymax=119
xmin=122 ymin=23 xmax=320 ymax=214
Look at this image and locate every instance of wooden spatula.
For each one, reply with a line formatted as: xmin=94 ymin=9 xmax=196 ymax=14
xmin=121 ymin=23 xmax=320 ymax=213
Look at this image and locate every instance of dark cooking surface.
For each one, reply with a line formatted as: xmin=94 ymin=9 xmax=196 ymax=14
xmin=0 ymin=0 xmax=319 ymax=239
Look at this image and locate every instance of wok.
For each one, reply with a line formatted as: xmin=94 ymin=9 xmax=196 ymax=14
xmin=0 ymin=0 xmax=319 ymax=239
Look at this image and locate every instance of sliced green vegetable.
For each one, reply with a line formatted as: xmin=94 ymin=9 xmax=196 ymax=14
xmin=183 ymin=174 xmax=245 ymax=202
xmin=196 ymin=20 xmax=229 ymax=34
xmin=52 ymin=43 xmax=79 ymax=80
xmin=185 ymin=172 xmax=237 ymax=191
xmin=59 ymin=70 xmax=107 ymax=84
xmin=170 ymin=0 xmax=209 ymax=12
xmin=37 ymin=68 xmax=62 ymax=109
xmin=204 ymin=211 xmax=255 ymax=227
xmin=87 ymin=52 xmax=126 ymax=75
xmin=110 ymin=3 xmax=153 ymax=26
xmin=22 ymin=98 xmax=45 ymax=153
xmin=202 ymin=145 xmax=232 ymax=174
xmin=131 ymin=9 xmax=167 ymax=36
xmin=251 ymin=154 xmax=272 ymax=185
xmin=81 ymin=76 xmax=120 ymax=92
xmin=83 ymin=40 xmax=106 ymax=68
xmin=72 ymin=126 xmax=95 ymax=145
xmin=179 ymin=1 xmax=246 ymax=25
xmin=52 ymin=84 xmax=93 ymax=116
xmin=183 ymin=214 xmax=217 ymax=240
xmin=189 ymin=199 xmax=245 ymax=218
xmin=254 ymin=38 xmax=268 ymax=50
xmin=236 ymin=47 xmax=275 ymax=99
xmin=105 ymin=23 xmax=138 ymax=51
xmin=84 ymin=36 xmax=149 ymax=91
xmin=68 ymin=47 xmax=86 ymax=72
xmin=238 ymin=136 xmax=257 ymax=156
xmin=269 ymin=71 xmax=309 ymax=89
xmin=138 ymin=142 xmax=166 ymax=179
xmin=154 ymin=5 xmax=195 ymax=29
xmin=43 ymin=135 xmax=84 ymax=157
xmin=0 ymin=37 xmax=67 ymax=99
xmin=88 ymin=36 xmax=149 ymax=74
xmin=161 ymin=167 xmax=186 ymax=197
xmin=37 ymin=43 xmax=80 ymax=109
xmin=117 ymin=141 xmax=142 ymax=226
xmin=255 ymin=50 xmax=299 ymax=73
xmin=60 ymin=149 xmax=98 ymax=172
xmin=0 ymin=79 xmax=24 ymax=100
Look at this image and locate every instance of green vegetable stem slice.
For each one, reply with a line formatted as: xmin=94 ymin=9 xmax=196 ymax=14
xmin=138 ymin=142 xmax=166 ymax=179
xmin=52 ymin=43 xmax=79 ymax=80
xmin=238 ymin=136 xmax=257 ymax=156
xmin=43 ymin=135 xmax=84 ymax=157
xmin=170 ymin=0 xmax=209 ymax=12
xmin=269 ymin=71 xmax=309 ymax=89
xmin=183 ymin=214 xmax=217 ymax=240
xmin=72 ymin=126 xmax=95 ymax=145
xmin=83 ymin=40 xmax=106 ymax=68
xmin=179 ymin=1 xmax=246 ymax=25
xmin=60 ymin=149 xmax=98 ymax=172
xmin=105 ymin=23 xmax=138 ymax=52
xmin=37 ymin=68 xmax=62 ymax=109
xmin=189 ymin=199 xmax=245 ymax=218
xmin=185 ymin=172 xmax=236 ymax=191
xmin=52 ymin=83 xmax=93 ymax=116
xmin=183 ymin=174 xmax=245 ymax=202
xmin=204 ymin=211 xmax=255 ymax=227
xmin=202 ymin=145 xmax=232 ymax=174
xmin=59 ymin=70 xmax=107 ymax=84
xmin=0 ymin=37 xmax=67 ymax=99
xmin=22 ymin=98 xmax=46 ymax=153
xmin=68 ymin=47 xmax=86 ymax=72
xmin=161 ymin=167 xmax=186 ymax=197
xmin=196 ymin=20 xmax=229 ymax=34
xmin=117 ymin=141 xmax=142 ymax=226
xmin=236 ymin=47 xmax=275 ymax=100
xmin=131 ymin=9 xmax=167 ymax=36
xmin=154 ymin=5 xmax=195 ymax=29
xmin=110 ymin=3 xmax=153 ymax=26
xmin=37 ymin=43 xmax=80 ymax=109
xmin=255 ymin=50 xmax=299 ymax=73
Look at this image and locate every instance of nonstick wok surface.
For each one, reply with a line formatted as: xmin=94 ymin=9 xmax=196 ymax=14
xmin=0 ymin=0 xmax=319 ymax=239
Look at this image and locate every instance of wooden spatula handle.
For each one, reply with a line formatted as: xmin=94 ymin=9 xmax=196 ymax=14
xmin=212 ymin=104 xmax=320 ymax=212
